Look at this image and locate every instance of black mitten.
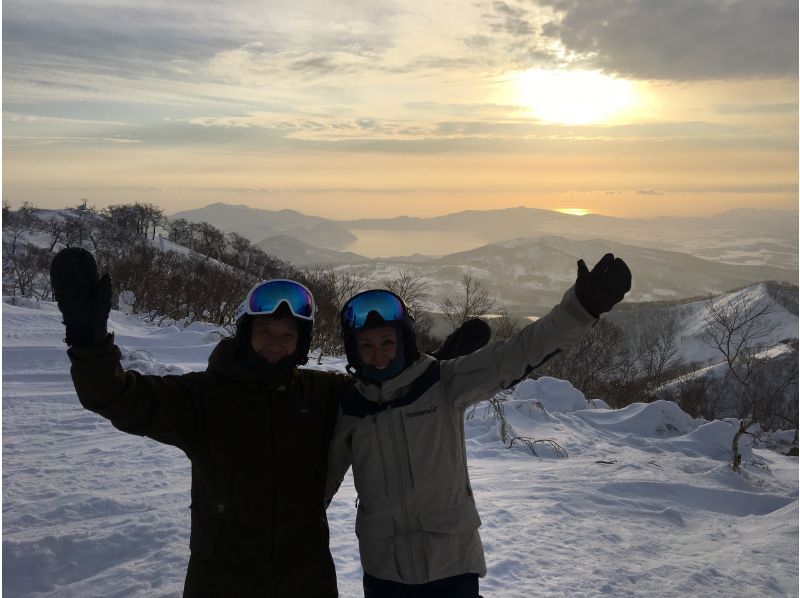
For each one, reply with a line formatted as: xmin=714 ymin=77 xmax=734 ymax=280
xmin=430 ymin=318 xmax=492 ymax=360
xmin=574 ymin=253 xmax=632 ymax=318
xmin=50 ymin=247 xmax=112 ymax=347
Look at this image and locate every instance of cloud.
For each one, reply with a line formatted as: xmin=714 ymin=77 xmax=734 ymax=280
xmin=608 ymin=185 xmax=796 ymax=196
xmin=3 ymin=0 xmax=399 ymax=104
xmin=490 ymin=1 xmax=535 ymax=36
xmin=3 ymin=1 xmax=241 ymax=78
xmin=181 ymin=111 xmax=786 ymax=154
xmin=5 ymin=136 xmax=142 ymax=146
xmin=713 ymin=102 xmax=798 ymax=114
xmin=535 ymin=0 xmax=798 ymax=80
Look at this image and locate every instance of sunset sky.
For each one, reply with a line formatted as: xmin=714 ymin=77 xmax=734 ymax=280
xmin=3 ymin=0 xmax=798 ymax=219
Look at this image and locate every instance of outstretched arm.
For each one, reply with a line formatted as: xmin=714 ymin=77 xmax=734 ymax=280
xmin=442 ymin=254 xmax=631 ymax=409
xmin=68 ymin=337 xmax=205 ymax=453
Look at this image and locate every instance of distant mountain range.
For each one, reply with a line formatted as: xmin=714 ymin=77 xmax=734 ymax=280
xmin=172 ymin=203 xmax=356 ymax=250
xmin=167 ymin=203 xmax=798 ymax=312
xmin=171 ymin=203 xmax=798 ymax=270
xmin=255 ymin=235 xmax=368 ymax=266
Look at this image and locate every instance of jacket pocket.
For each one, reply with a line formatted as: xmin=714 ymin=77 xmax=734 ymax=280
xmin=189 ymin=503 xmax=227 ymax=561
xmin=418 ymin=506 xmax=484 ymax=578
xmin=355 ymin=513 xmax=395 ymax=540
xmin=418 ymin=506 xmax=482 ymax=534
xmin=355 ymin=513 xmax=401 ymax=579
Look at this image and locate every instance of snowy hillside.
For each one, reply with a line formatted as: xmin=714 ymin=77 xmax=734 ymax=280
xmin=3 ymin=299 xmax=798 ymax=597
xmin=608 ymin=282 xmax=799 ymax=366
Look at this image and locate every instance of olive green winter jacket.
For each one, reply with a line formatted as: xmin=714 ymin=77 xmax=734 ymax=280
xmin=69 ymin=336 xmax=351 ymax=597
xmin=324 ymin=286 xmax=596 ymax=585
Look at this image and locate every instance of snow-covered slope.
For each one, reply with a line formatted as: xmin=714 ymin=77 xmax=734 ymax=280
xmin=3 ymin=299 xmax=798 ymax=597
xmin=607 ymin=282 xmax=799 ymax=367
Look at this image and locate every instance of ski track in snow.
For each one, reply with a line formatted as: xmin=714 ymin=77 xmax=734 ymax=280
xmin=3 ymin=299 xmax=798 ymax=597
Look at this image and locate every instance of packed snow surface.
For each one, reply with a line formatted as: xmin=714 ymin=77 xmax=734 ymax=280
xmin=3 ymin=299 xmax=798 ymax=597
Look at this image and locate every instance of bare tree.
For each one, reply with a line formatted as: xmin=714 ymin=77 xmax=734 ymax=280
xmin=62 ymin=199 xmax=98 ymax=247
xmin=226 ymin=232 xmax=253 ymax=268
xmin=104 ymin=202 xmax=163 ymax=240
xmin=300 ymin=266 xmax=365 ymax=362
xmin=538 ymin=318 xmax=628 ymax=404
xmin=2 ymin=202 xmax=41 ymax=255
xmin=41 ymin=216 xmax=68 ymax=251
xmin=87 ymin=217 xmax=117 ymax=255
xmin=2 ymin=203 xmax=48 ymax=297
xmin=192 ymin=222 xmax=227 ymax=260
xmin=167 ymin=218 xmax=195 ymax=249
xmin=633 ymin=316 xmax=683 ymax=397
xmin=439 ymin=274 xmax=495 ymax=331
xmin=3 ymin=243 xmax=52 ymax=299
xmin=491 ymin=309 xmax=521 ymax=341
xmin=701 ymin=292 xmax=787 ymax=470
xmin=383 ymin=271 xmax=434 ymax=341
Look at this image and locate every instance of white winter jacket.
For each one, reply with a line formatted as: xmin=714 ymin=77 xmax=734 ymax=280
xmin=325 ymin=286 xmax=597 ymax=584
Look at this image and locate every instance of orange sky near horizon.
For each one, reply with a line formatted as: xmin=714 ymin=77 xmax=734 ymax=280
xmin=3 ymin=0 xmax=797 ymax=221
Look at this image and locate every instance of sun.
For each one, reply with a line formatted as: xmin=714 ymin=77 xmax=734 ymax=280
xmin=513 ymin=69 xmax=635 ymax=125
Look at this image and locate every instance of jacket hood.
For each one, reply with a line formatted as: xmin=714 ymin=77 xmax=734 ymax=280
xmin=354 ymin=353 xmax=436 ymax=404
xmin=207 ymin=337 xmax=296 ymax=387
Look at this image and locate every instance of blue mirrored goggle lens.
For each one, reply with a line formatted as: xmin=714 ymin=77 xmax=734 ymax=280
xmin=342 ymin=291 xmax=406 ymax=329
xmin=248 ymin=280 xmax=314 ymax=319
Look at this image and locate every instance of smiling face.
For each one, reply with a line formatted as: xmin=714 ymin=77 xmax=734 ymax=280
xmin=249 ymin=315 xmax=299 ymax=363
xmin=356 ymin=325 xmax=398 ymax=370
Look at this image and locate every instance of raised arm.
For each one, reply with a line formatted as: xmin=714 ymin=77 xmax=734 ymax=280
xmin=51 ymin=247 xmax=204 ymax=454
xmin=442 ymin=254 xmax=631 ymax=409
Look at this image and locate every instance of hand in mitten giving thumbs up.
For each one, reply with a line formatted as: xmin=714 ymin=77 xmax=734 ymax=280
xmin=50 ymin=247 xmax=112 ymax=347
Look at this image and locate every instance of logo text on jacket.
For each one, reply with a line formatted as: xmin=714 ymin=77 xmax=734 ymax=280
xmin=405 ymin=405 xmax=437 ymax=419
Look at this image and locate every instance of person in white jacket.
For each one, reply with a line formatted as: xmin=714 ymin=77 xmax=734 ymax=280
xmin=325 ymin=254 xmax=632 ymax=598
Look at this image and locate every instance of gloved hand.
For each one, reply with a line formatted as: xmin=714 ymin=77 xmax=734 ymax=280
xmin=430 ymin=318 xmax=492 ymax=360
xmin=575 ymin=253 xmax=631 ymax=318
xmin=49 ymin=247 xmax=112 ymax=347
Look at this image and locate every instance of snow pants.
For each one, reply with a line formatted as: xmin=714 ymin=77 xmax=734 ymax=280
xmin=363 ymin=572 xmax=480 ymax=598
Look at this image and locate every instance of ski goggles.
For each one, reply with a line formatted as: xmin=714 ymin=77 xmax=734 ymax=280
xmin=340 ymin=289 xmax=410 ymax=331
xmin=235 ymin=279 xmax=316 ymax=323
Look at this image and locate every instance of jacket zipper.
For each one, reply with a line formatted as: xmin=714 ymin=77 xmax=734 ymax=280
xmin=373 ymin=414 xmax=390 ymax=498
xmin=386 ymin=405 xmax=419 ymax=584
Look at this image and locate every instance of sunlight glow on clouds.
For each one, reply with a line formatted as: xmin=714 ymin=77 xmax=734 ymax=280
xmin=511 ymin=69 xmax=636 ymax=125
xmin=2 ymin=0 xmax=797 ymax=217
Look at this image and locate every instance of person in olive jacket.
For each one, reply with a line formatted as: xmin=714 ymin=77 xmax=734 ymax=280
xmin=49 ymin=247 xmax=491 ymax=597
